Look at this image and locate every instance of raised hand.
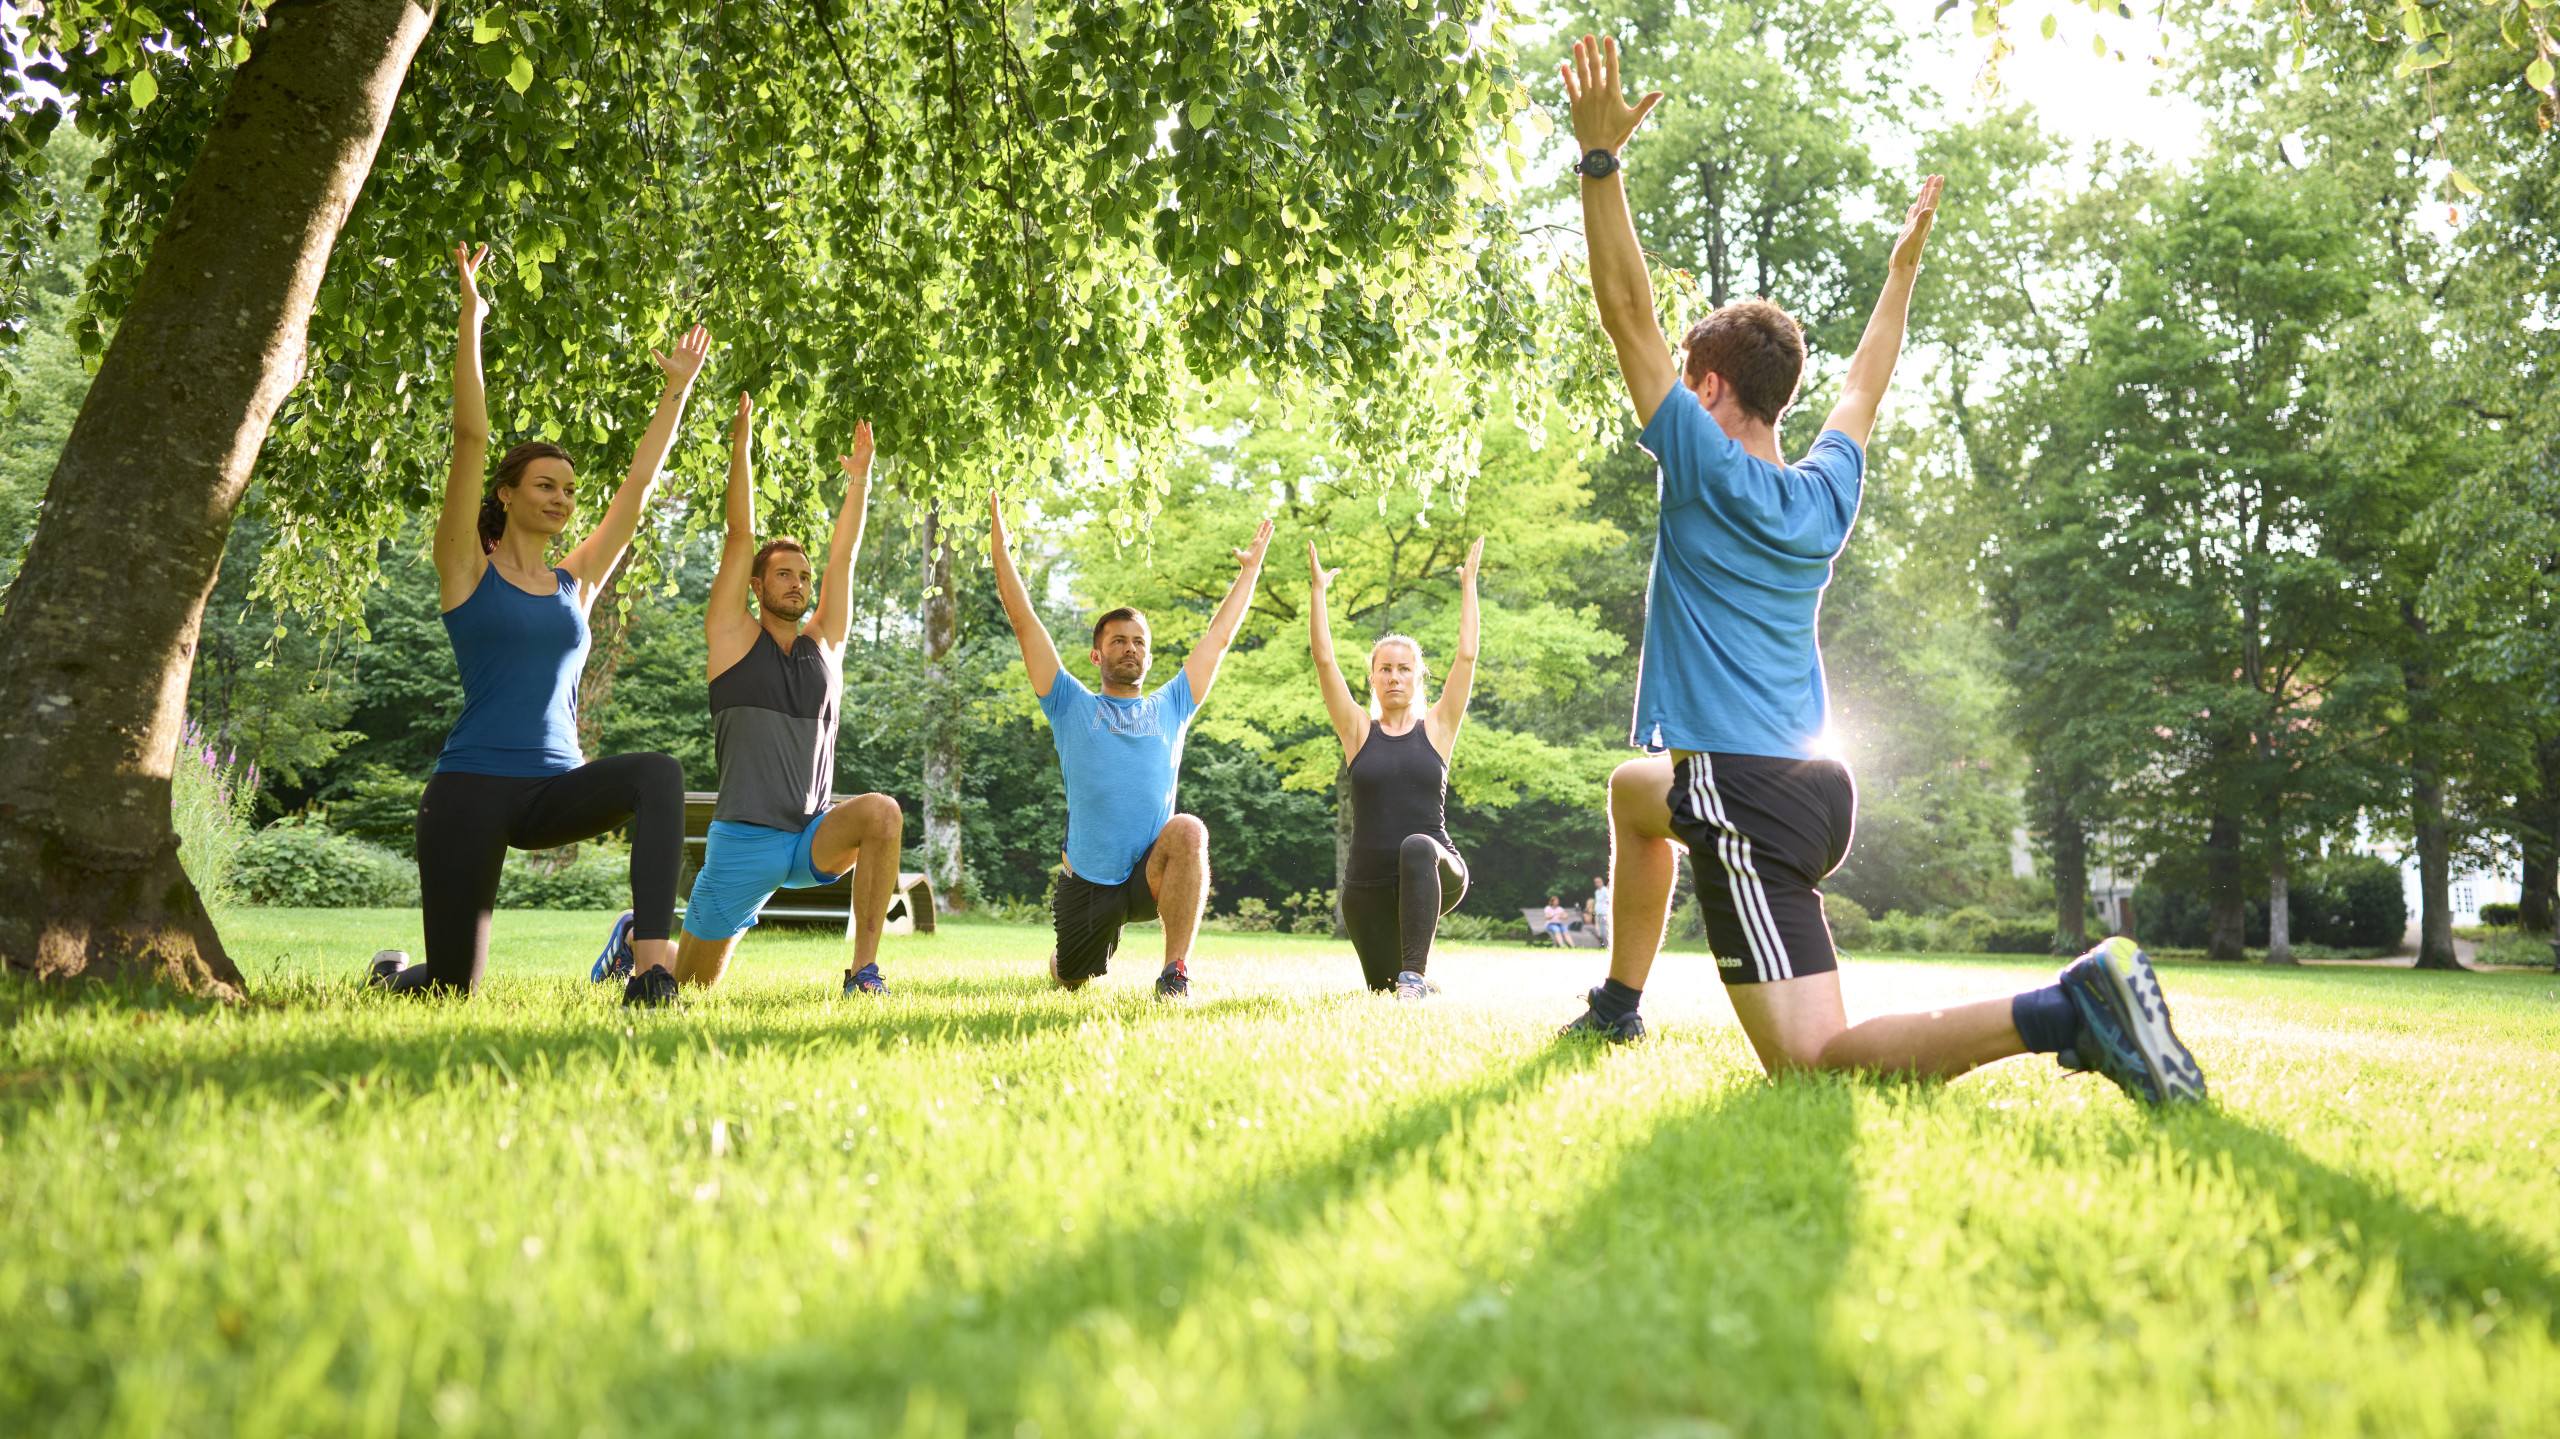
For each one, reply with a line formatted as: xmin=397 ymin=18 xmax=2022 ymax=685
xmin=1234 ymin=517 xmax=1275 ymax=569
xmin=1308 ymin=540 xmax=1341 ymax=595
xmin=452 ymin=241 xmax=489 ymax=322
xmin=838 ymin=420 xmax=875 ymax=481
xmin=988 ymin=490 xmax=1011 ymax=550
xmin=1890 ymin=175 xmax=1946 ymax=273
xmin=730 ymin=391 xmax=753 ymax=442
xmin=1559 ymin=35 xmax=1662 ymax=157
xmin=653 ymin=324 xmax=712 ymax=388
xmin=1459 ymin=535 xmax=1484 ymax=589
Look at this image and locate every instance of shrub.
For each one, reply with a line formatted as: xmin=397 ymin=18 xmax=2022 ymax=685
xmin=235 ymin=821 xmax=418 ymax=907
xmin=1437 ymin=910 xmax=1512 ymax=942
xmin=2479 ymin=902 xmax=2522 ymax=929
xmin=1977 ymin=918 xmax=2061 ymax=954
xmin=1280 ymin=890 xmax=1335 ymax=935
xmin=1221 ymin=897 xmax=1278 ymax=933
xmin=1821 ymin=893 xmax=1872 ymax=948
xmin=1869 ymin=911 xmax=1937 ymax=953
xmin=2300 ymin=855 xmax=2406 ymax=949
xmin=499 ymin=843 xmax=630 ymax=910
xmin=2476 ymin=927 xmax=2557 ymax=967
xmin=323 ymin=763 xmax=428 ymax=857
xmin=171 ymin=722 xmax=258 ymax=909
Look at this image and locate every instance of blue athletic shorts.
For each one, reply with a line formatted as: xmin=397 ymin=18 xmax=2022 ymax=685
xmin=682 ymin=813 xmax=845 ymax=942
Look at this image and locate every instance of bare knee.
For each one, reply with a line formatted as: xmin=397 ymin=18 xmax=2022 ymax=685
xmin=1610 ymin=756 xmax=1675 ymax=836
xmin=849 ymin=792 xmax=902 ymax=837
xmin=1162 ymin=813 xmax=1208 ymax=857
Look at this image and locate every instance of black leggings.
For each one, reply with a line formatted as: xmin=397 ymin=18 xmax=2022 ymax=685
xmin=1340 ymin=834 xmax=1468 ymax=990
xmin=403 ymin=755 xmax=685 ymax=992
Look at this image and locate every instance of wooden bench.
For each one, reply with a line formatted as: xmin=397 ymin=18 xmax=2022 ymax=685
xmin=1520 ymin=907 xmax=1605 ymax=949
xmin=678 ymin=793 xmax=937 ymax=938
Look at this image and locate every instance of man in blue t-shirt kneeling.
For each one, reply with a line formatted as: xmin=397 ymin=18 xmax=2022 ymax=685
xmin=990 ymin=493 xmax=1273 ymax=1001
xmin=1553 ymin=35 xmax=2206 ymax=1106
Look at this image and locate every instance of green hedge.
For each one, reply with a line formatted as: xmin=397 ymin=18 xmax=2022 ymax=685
xmin=235 ymin=823 xmax=418 ymax=908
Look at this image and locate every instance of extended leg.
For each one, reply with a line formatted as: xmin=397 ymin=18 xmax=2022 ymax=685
xmin=1145 ymin=813 xmax=1210 ymax=970
xmin=514 ymin=752 xmax=687 ymax=980
xmin=810 ymin=793 xmax=904 ymax=975
xmin=1725 ymin=972 xmax=2026 ymax=1080
xmin=672 ymin=930 xmax=743 ymax=988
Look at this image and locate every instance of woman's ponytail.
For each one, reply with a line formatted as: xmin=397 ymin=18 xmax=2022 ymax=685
xmin=483 ymin=439 xmax=575 ymax=555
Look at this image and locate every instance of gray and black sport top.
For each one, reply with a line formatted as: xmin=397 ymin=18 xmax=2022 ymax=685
xmin=709 ymin=627 xmax=842 ymax=831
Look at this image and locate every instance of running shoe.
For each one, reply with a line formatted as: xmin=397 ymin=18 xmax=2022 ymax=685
xmin=623 ymin=964 xmax=681 ymax=1009
xmin=1393 ymin=971 xmax=1440 ymax=1002
xmin=365 ymin=949 xmax=409 ymax=989
xmin=843 ymin=961 xmax=888 ymax=996
xmin=590 ymin=910 xmax=637 ymax=984
xmin=2056 ymin=937 xmax=2208 ymax=1106
xmin=1154 ymin=961 xmax=1190 ymax=1002
xmin=1558 ymin=986 xmax=1646 ymax=1043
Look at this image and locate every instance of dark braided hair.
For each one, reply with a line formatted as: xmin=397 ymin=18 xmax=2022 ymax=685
xmin=481 ymin=440 xmax=574 ymax=553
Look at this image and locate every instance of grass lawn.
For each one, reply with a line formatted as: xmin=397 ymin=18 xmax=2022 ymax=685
xmin=4 ymin=909 xmax=2556 ymax=1437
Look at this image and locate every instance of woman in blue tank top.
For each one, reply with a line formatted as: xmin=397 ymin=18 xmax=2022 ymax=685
xmin=368 ymin=242 xmax=702 ymax=1002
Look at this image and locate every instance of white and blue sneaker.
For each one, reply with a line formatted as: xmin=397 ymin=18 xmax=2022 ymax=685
xmin=590 ymin=910 xmax=637 ymax=984
xmin=2057 ymin=937 xmax=2208 ymax=1106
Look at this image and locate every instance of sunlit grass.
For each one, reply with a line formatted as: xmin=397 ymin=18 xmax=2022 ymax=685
xmin=3 ymin=910 xmax=2554 ymax=1437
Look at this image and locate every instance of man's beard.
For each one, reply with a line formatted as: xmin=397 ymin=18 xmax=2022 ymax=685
xmin=1107 ymin=657 xmax=1146 ymax=685
xmin=763 ymin=593 xmax=809 ymax=621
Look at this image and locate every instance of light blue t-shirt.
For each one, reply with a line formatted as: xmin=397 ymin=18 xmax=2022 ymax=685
xmin=1038 ymin=668 xmax=1199 ymax=885
xmin=1630 ymin=383 xmax=1863 ymax=759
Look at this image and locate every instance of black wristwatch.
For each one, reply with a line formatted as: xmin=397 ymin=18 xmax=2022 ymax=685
xmin=1572 ymin=148 xmax=1620 ymax=179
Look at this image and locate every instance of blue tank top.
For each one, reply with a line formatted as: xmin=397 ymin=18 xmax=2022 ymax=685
xmin=435 ymin=564 xmax=588 ymax=777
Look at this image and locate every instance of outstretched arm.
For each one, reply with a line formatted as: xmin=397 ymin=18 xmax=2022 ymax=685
xmin=989 ymin=491 xmax=1065 ymax=698
xmin=562 ymin=324 xmax=712 ymax=597
xmin=1306 ymin=543 xmax=1369 ymax=760
xmin=1428 ymin=536 xmax=1484 ymax=753
xmin=1183 ymin=518 xmax=1274 ymax=707
xmin=809 ymin=422 xmax=874 ymax=649
xmin=1561 ymin=36 xmax=1678 ymax=427
xmin=704 ymin=392 xmax=761 ymax=677
xmin=434 ymin=242 xmax=493 ymax=609
xmin=1822 ymin=176 xmax=1944 ymax=448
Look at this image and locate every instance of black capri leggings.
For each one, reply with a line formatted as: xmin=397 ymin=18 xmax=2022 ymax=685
xmin=401 ymin=753 xmax=685 ymax=992
xmin=1340 ymin=833 xmax=1468 ymax=991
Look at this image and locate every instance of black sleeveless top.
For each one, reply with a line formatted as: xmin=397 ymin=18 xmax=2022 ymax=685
xmin=1345 ymin=721 xmax=1456 ymax=883
xmin=709 ymin=628 xmax=842 ymax=831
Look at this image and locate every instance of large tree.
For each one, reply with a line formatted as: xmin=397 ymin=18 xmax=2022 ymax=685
xmin=0 ymin=0 xmax=1560 ymax=991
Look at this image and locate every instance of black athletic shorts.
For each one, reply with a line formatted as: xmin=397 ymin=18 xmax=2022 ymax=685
xmin=1051 ymin=841 xmax=1159 ymax=984
xmin=1665 ymin=752 xmax=1855 ymax=985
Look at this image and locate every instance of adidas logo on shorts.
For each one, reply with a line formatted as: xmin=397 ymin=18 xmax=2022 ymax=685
xmin=1715 ymin=953 xmax=1743 ymax=968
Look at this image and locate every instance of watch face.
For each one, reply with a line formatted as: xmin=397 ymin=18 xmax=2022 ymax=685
xmin=1577 ymin=149 xmax=1618 ymax=178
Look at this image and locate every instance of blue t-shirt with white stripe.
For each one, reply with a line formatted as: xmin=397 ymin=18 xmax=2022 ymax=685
xmin=1629 ymin=383 xmax=1863 ymax=759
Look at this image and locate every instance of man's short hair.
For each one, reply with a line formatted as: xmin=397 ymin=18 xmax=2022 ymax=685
xmin=752 ymin=537 xmax=808 ymax=580
xmin=1680 ymin=300 xmax=1807 ymax=426
xmin=1091 ymin=607 xmax=1147 ymax=649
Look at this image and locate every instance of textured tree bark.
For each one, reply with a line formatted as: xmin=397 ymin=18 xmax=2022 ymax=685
xmin=919 ymin=506 xmax=965 ymax=910
xmin=573 ymin=547 xmax=637 ymax=763
xmin=0 ymin=1 xmax=438 ymax=997
xmin=2204 ymin=808 xmax=2246 ymax=962
xmin=2400 ymin=604 xmax=2460 ymax=970
xmin=1331 ymin=764 xmax=1352 ymax=938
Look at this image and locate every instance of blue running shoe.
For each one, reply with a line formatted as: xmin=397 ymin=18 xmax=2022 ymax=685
xmin=1558 ymin=986 xmax=1646 ymax=1043
xmin=844 ymin=961 xmax=888 ymax=996
xmin=1393 ymin=971 xmax=1441 ymax=1002
xmin=2057 ymin=937 xmax=2208 ymax=1106
xmin=590 ymin=910 xmax=637 ymax=984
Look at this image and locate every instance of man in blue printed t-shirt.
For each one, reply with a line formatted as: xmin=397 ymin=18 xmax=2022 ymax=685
xmin=990 ymin=493 xmax=1273 ymax=1001
xmin=1553 ymin=35 xmax=2206 ymax=1107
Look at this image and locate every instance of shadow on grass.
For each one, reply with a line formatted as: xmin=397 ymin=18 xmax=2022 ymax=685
xmin=628 ymin=1040 xmax=1615 ymax=1433
xmin=0 ymin=976 xmax=1306 ymax=1106
xmin=1309 ymin=1076 xmax=1864 ymax=1437
xmin=2161 ymin=1106 xmax=2558 ymax=1325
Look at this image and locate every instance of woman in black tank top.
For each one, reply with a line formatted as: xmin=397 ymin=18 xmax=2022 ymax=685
xmin=1307 ymin=538 xmax=1483 ymax=997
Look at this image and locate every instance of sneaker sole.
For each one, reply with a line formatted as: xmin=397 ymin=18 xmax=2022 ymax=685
xmin=590 ymin=913 xmax=635 ymax=983
xmin=2097 ymin=941 xmax=2207 ymax=1102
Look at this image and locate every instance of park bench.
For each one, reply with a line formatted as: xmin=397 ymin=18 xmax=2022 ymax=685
xmin=1520 ymin=907 xmax=1605 ymax=949
xmin=677 ymin=793 xmax=937 ymax=938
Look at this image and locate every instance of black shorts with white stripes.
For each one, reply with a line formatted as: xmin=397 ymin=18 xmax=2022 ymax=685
xmin=1666 ymin=751 xmax=1857 ymax=985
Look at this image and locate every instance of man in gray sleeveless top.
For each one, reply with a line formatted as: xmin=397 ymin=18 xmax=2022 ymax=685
xmin=670 ymin=393 xmax=905 ymax=995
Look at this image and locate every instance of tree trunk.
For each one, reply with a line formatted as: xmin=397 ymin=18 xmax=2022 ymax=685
xmin=573 ymin=547 xmax=638 ymax=762
xmin=919 ymin=506 xmax=964 ymax=910
xmin=2264 ymin=798 xmax=2294 ymax=965
xmin=2043 ymin=778 xmax=2088 ymax=952
xmin=1332 ymin=763 xmax=1352 ymax=937
xmin=2409 ymin=747 xmax=2461 ymax=970
xmin=0 ymin=1 xmax=437 ymax=997
xmin=2519 ymin=733 xmax=2559 ymax=937
xmin=2399 ymin=602 xmax=2460 ymax=970
xmin=2204 ymin=808 xmax=2246 ymax=962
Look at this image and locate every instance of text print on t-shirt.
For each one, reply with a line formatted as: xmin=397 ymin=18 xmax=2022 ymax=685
xmin=1088 ymin=697 xmax=1165 ymax=738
